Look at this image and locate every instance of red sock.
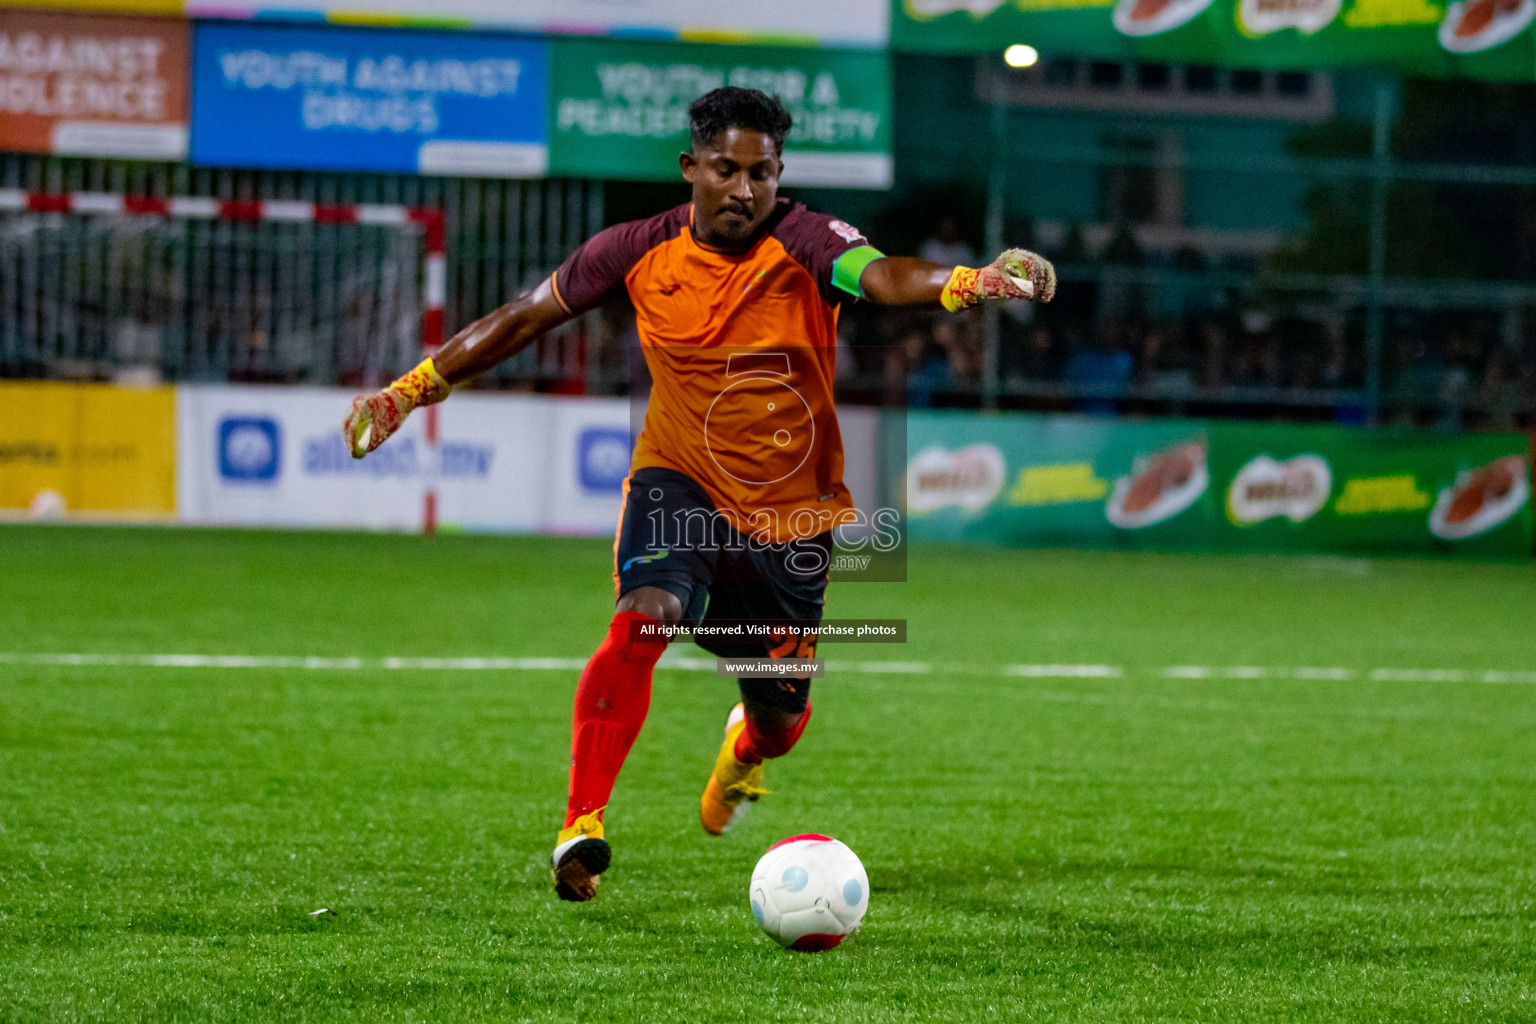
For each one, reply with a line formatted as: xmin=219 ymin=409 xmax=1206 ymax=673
xmin=564 ymin=612 xmax=668 ymax=828
xmin=733 ymin=701 xmax=812 ymax=765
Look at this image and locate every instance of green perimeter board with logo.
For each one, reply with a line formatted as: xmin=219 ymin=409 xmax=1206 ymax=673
xmin=1211 ymin=422 xmax=1532 ymax=558
xmin=904 ymin=411 xmax=1534 ymax=559
xmin=905 ymin=413 xmax=1218 ymax=549
xmin=547 ymin=38 xmax=893 ymax=189
xmin=893 ymin=0 xmax=1536 ymax=81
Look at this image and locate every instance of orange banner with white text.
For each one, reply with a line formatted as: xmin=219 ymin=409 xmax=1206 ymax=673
xmin=0 ymin=8 xmax=188 ymax=158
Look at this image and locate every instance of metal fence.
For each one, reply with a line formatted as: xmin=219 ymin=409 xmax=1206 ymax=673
xmin=3 ymin=137 xmax=1535 ymax=430
xmin=818 ymin=64 xmax=1536 ymax=430
xmin=0 ymin=208 xmax=423 ymax=384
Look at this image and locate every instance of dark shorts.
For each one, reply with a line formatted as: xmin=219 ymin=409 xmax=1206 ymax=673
xmin=613 ymin=467 xmax=828 ymax=713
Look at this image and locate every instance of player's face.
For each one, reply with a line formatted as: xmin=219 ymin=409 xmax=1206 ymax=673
xmin=681 ymin=128 xmax=782 ymax=249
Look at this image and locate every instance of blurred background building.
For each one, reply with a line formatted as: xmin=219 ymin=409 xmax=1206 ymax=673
xmin=4 ymin=7 xmax=1536 ymax=430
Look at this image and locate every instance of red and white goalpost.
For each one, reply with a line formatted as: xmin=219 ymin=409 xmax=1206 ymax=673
xmin=0 ymin=189 xmax=449 ymax=534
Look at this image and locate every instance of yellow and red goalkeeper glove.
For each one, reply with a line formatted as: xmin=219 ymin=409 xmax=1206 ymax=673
xmin=343 ymin=358 xmax=451 ymax=459
xmin=940 ymin=248 xmax=1057 ymax=313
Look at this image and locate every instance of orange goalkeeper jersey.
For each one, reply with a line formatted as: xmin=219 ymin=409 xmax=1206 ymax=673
xmin=551 ymin=199 xmax=883 ymax=543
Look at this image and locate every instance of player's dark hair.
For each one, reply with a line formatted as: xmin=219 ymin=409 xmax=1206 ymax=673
xmin=688 ymin=87 xmax=793 ymax=153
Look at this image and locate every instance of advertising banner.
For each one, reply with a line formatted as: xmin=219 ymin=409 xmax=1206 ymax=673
xmin=190 ymin=22 xmax=549 ymax=176
xmin=894 ymin=0 xmax=1536 ymax=81
xmin=0 ymin=381 xmax=176 ymax=520
xmin=179 ymin=1 xmax=888 ymax=49
xmin=175 ymin=385 xmax=632 ymax=535
xmin=905 ymin=411 xmax=1533 ymax=559
xmin=0 ymin=9 xmax=189 ymax=158
xmin=1211 ymin=422 xmax=1532 ymax=558
xmin=548 ymin=38 xmax=893 ymax=189
xmin=6 ymin=3 xmax=181 ymax=12
xmin=905 ymin=413 xmax=1216 ymax=548
xmin=178 ymin=384 xmax=431 ymax=530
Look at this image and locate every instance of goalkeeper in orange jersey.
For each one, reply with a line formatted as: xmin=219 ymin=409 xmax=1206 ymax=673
xmin=344 ymin=86 xmax=1055 ymax=902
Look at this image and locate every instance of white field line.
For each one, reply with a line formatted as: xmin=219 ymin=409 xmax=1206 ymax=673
xmin=656 ymin=655 xmax=715 ymax=671
xmin=849 ymin=661 xmax=934 ymax=674
xmin=1163 ymin=666 xmax=1358 ymax=680
xmin=0 ymin=653 xmax=1531 ymax=684
xmin=1004 ymin=664 xmax=1123 ymax=678
xmin=0 ymin=653 xmax=588 ymax=671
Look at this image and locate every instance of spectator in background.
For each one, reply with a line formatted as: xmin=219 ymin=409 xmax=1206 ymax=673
xmin=1198 ymin=319 xmax=1229 ymax=390
xmin=919 ymin=215 xmax=975 ymax=269
xmin=1436 ymin=330 xmax=1477 ymax=431
xmin=1518 ymin=354 xmax=1536 ymax=428
xmin=1065 ymin=323 xmax=1133 ymax=416
xmin=1481 ymin=345 xmax=1522 ymax=431
xmin=834 ymin=325 xmax=859 ymax=382
xmin=1228 ymin=310 xmax=1281 ymax=390
xmin=1319 ymin=324 xmax=1348 ymax=390
xmin=1017 ymin=324 xmax=1061 ymax=381
xmin=933 ymin=317 xmax=981 ymax=393
xmin=1135 ymin=324 xmax=1164 ymax=388
xmin=1098 ymin=223 xmax=1145 ymax=323
xmin=897 ymin=326 xmax=949 ymax=408
xmin=1103 ymin=223 xmax=1142 ymax=266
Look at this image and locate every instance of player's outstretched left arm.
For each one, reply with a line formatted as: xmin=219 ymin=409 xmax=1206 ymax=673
xmin=344 ymin=277 xmax=572 ymax=458
xmin=857 ymin=248 xmax=1056 ymax=310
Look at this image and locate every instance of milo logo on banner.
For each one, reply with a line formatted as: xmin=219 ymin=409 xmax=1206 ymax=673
xmin=905 ymin=444 xmax=1006 ymax=513
xmin=1237 ymin=0 xmax=1343 ymax=34
xmin=1227 ymin=454 xmax=1333 ymax=526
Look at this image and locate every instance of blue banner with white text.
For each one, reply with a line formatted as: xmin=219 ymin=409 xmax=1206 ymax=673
xmin=190 ymin=22 xmax=549 ymax=176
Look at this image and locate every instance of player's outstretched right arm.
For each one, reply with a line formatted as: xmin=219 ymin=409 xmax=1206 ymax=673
xmin=344 ymin=277 xmax=571 ymax=458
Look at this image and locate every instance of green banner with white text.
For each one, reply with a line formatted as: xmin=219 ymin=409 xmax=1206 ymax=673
xmin=905 ymin=412 xmax=1534 ymax=559
xmin=894 ymin=0 xmax=1536 ymax=81
xmin=548 ymin=38 xmax=893 ymax=188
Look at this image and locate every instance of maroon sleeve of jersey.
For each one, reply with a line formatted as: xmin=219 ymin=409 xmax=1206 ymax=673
xmin=774 ymin=204 xmax=876 ymax=307
xmin=551 ymin=205 xmax=688 ymax=315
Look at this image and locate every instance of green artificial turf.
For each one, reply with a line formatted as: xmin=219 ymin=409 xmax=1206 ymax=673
xmin=1 ymin=526 xmax=1533 ymax=1022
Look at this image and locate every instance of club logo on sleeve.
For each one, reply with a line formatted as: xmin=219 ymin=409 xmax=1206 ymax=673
xmin=828 ymin=219 xmax=865 ymax=244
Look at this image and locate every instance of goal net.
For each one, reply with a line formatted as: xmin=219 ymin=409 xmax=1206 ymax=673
xmin=0 ymin=192 xmax=443 ymax=387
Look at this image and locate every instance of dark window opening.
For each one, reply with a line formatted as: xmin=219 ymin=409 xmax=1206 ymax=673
xmin=1185 ymin=64 xmax=1217 ymax=93
xmin=1277 ymin=71 xmax=1311 ymax=97
xmin=1090 ymin=61 xmax=1125 ymax=88
xmin=1137 ymin=63 xmax=1172 ymax=91
xmin=1231 ymin=69 xmax=1264 ymax=95
xmin=1043 ymin=58 xmax=1078 ymax=87
xmin=1099 ymin=133 xmax=1162 ymax=225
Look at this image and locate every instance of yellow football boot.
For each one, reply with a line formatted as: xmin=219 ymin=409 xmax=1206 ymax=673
xmin=700 ymin=704 xmax=770 ymax=836
xmin=551 ymin=809 xmax=610 ymax=902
